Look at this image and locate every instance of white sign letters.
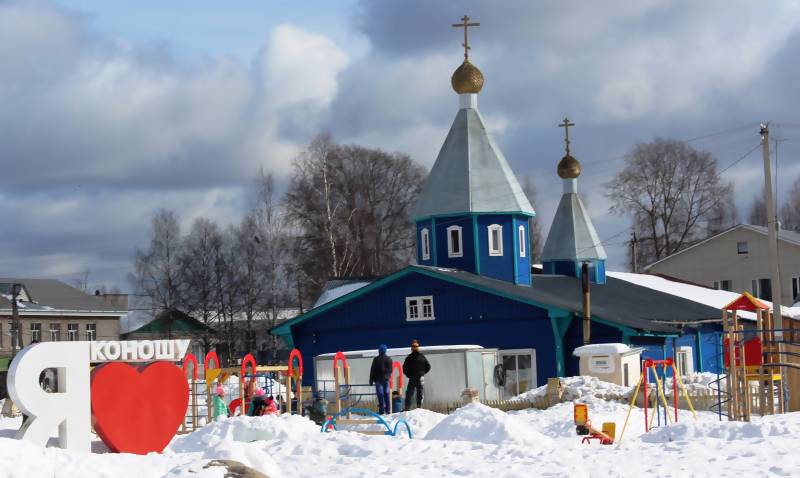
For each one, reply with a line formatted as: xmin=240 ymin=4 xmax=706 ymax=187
xmin=6 ymin=339 xmax=192 ymax=452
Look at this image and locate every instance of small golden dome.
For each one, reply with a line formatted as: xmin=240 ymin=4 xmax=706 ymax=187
xmin=557 ymin=154 xmax=581 ymax=179
xmin=451 ymin=60 xmax=484 ymax=94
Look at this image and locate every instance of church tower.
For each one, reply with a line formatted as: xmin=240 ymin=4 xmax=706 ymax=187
xmin=412 ymin=16 xmax=535 ymax=286
xmin=541 ymin=119 xmax=607 ymax=283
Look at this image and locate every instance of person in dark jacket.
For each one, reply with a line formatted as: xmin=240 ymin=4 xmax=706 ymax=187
xmin=402 ymin=339 xmax=430 ymax=410
xmin=369 ymin=344 xmax=393 ymax=414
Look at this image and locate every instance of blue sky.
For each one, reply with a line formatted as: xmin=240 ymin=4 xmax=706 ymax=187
xmin=2 ymin=0 xmax=800 ymax=292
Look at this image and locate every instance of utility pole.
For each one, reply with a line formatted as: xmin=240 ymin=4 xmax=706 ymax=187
xmin=761 ymin=123 xmax=784 ymax=338
xmin=581 ymin=262 xmax=591 ymax=345
xmin=630 ymin=232 xmax=639 ymax=273
xmin=10 ymin=283 xmax=22 ymax=360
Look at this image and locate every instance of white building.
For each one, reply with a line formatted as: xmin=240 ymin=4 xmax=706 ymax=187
xmin=645 ymin=224 xmax=800 ymax=307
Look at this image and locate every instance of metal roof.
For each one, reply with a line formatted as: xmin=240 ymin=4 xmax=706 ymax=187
xmin=645 ymin=223 xmax=800 ymax=270
xmin=272 ymin=265 xmax=724 ymax=337
xmin=542 ymin=191 xmax=607 ymax=261
xmin=412 ymin=105 xmax=534 ymax=219
xmin=0 ymin=278 xmax=126 ymax=314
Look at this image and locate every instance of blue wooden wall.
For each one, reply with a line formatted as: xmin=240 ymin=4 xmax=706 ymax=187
xmin=291 ymin=271 xmax=557 ymax=386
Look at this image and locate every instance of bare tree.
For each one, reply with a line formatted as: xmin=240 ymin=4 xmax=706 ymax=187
xmin=180 ymin=217 xmax=223 ymax=354
xmin=781 ymin=176 xmax=800 ymax=232
xmin=284 ymin=135 xmax=426 ymax=298
xmin=748 ymin=187 xmax=768 ymax=226
xmin=521 ymin=175 xmax=544 ymax=264
xmin=607 ymin=138 xmax=733 ymax=266
xmin=131 ymin=209 xmax=184 ymax=338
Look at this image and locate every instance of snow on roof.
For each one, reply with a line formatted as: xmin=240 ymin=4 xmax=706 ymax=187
xmin=573 ymin=343 xmax=634 ymax=356
xmin=316 ymin=345 xmax=485 ymax=358
xmin=607 ymin=271 xmax=800 ymax=321
xmin=313 ymin=281 xmax=372 ymax=308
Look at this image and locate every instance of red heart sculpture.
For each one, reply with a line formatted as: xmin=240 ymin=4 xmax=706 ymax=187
xmin=91 ymin=361 xmax=189 ymax=454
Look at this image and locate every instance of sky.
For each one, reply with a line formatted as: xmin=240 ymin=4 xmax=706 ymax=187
xmin=2 ymin=0 xmax=800 ymax=293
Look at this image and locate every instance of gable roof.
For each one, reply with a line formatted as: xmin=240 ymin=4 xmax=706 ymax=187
xmin=542 ymin=191 xmax=607 ymax=261
xmin=0 ymin=278 xmax=127 ymax=315
xmin=272 ymin=265 xmax=724 ymax=339
xmin=412 ymin=106 xmax=534 ymax=219
xmin=645 ymin=223 xmax=800 ymax=270
xmin=127 ymin=309 xmax=213 ymax=334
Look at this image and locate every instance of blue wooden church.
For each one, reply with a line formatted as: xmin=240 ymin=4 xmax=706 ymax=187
xmin=273 ymin=32 xmax=722 ymax=393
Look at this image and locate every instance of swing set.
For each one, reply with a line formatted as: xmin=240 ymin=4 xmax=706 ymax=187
xmin=618 ymin=357 xmax=697 ymax=443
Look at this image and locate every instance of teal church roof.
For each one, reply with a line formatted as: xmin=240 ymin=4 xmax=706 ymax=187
xmin=412 ymin=97 xmax=535 ymax=219
xmin=542 ymin=183 xmax=607 ymax=261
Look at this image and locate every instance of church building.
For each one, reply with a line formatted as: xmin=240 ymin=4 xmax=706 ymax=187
xmin=272 ymin=18 xmax=722 ymax=396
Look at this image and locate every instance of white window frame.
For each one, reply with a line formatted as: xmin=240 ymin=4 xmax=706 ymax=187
xmin=792 ymin=276 xmax=800 ymax=302
xmin=713 ymin=280 xmax=732 ymax=292
xmin=49 ymin=323 xmax=61 ymax=342
xmin=676 ymin=346 xmax=694 ymax=376
xmin=488 ymin=224 xmax=503 ymax=256
xmin=406 ymin=295 xmax=435 ymax=321
xmin=737 ymin=241 xmax=748 ymax=254
xmin=518 ymin=225 xmax=526 ymax=258
xmin=30 ymin=322 xmax=42 ymax=342
xmin=447 ymin=225 xmax=463 ymax=258
xmin=420 ymin=228 xmax=431 ymax=261
xmin=68 ymin=323 xmax=79 ymax=341
xmin=85 ymin=323 xmax=96 ymax=341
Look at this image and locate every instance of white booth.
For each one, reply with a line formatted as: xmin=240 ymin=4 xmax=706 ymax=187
xmin=572 ymin=343 xmax=644 ymax=387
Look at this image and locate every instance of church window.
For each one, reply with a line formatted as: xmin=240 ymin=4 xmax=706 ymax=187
xmin=447 ymin=226 xmax=463 ymax=258
xmin=488 ymin=224 xmax=503 ymax=256
xmin=406 ymin=296 xmax=434 ymax=321
xmin=421 ymin=228 xmax=430 ymax=260
xmin=518 ymin=225 xmax=526 ymax=257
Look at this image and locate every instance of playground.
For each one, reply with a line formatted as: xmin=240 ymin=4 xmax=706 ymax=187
xmin=0 ymin=292 xmax=798 ymax=476
xmin=0 ymin=378 xmax=798 ymax=477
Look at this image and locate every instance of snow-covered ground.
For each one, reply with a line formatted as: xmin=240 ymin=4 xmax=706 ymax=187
xmin=1 ymin=379 xmax=798 ymax=477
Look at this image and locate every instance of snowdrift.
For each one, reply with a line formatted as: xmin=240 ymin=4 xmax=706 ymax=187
xmin=424 ymin=402 xmax=552 ymax=446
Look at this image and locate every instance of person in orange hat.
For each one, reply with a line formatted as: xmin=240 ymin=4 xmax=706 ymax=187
xmin=402 ymin=339 xmax=430 ymax=410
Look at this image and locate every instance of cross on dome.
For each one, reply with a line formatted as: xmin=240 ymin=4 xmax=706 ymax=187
xmin=452 ymin=15 xmax=480 ymax=60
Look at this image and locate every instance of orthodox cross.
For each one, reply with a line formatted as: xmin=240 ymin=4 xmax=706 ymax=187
xmin=558 ymin=117 xmax=575 ymax=155
xmin=452 ymin=15 xmax=480 ymax=60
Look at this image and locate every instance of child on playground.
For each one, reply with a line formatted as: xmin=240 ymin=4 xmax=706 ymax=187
xmin=212 ymin=385 xmax=228 ymax=421
xmin=248 ymin=388 xmax=267 ymax=416
xmin=306 ymin=393 xmax=328 ymax=425
xmin=392 ymin=390 xmax=403 ymax=413
xmin=262 ymin=395 xmax=279 ymax=416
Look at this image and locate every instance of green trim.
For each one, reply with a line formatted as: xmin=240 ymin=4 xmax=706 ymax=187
xmin=549 ymin=315 xmax=565 ymax=377
xmin=431 ymin=217 xmax=438 ymax=266
xmin=414 ymin=210 xmax=535 ymax=222
xmin=512 ymin=217 xmax=519 ymax=285
xmin=271 ymin=268 xmax=418 ymax=336
xmin=621 ymin=332 xmax=631 ymax=345
xmin=695 ymin=330 xmax=704 ymax=373
xmin=472 ymin=215 xmax=480 ymax=274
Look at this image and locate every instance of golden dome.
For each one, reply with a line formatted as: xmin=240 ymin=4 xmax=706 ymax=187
xmin=451 ymin=60 xmax=484 ymax=94
xmin=557 ymin=154 xmax=581 ymax=179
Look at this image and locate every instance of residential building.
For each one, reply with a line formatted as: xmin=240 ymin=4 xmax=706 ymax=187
xmin=0 ymin=279 xmax=127 ymax=360
xmin=645 ymin=224 xmax=800 ymax=306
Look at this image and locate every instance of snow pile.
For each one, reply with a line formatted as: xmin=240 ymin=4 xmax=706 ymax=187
xmin=664 ymin=372 xmax=724 ymax=394
xmin=168 ymin=414 xmax=318 ymax=453
xmin=424 ymin=402 xmax=551 ymax=446
xmin=390 ymin=408 xmax=446 ymax=438
xmin=641 ymin=414 xmax=800 ymax=443
xmin=166 ymin=414 xmax=318 ymax=476
xmin=515 ymin=376 xmax=633 ymax=403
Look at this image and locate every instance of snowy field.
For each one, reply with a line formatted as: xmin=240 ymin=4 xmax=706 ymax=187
xmin=0 ymin=379 xmax=798 ymax=477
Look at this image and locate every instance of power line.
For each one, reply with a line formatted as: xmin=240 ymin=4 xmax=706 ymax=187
xmin=719 ymin=143 xmax=762 ymax=174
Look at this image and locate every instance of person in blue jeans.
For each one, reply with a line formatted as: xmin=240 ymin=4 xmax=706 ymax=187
xmin=369 ymin=344 xmax=393 ymax=414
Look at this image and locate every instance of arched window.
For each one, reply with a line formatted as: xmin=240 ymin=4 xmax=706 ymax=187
xmin=488 ymin=224 xmax=503 ymax=256
xmin=420 ymin=228 xmax=430 ymax=260
xmin=447 ymin=225 xmax=463 ymax=258
xmin=518 ymin=224 xmax=526 ymax=257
